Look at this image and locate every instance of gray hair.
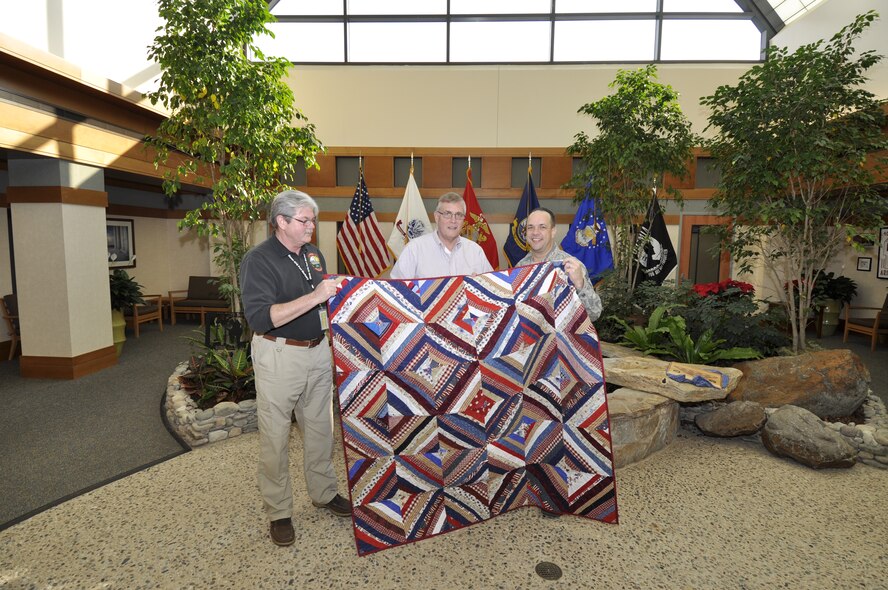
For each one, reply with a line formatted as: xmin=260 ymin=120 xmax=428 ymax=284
xmin=269 ymin=190 xmax=318 ymax=230
xmin=437 ymin=191 xmax=466 ymax=212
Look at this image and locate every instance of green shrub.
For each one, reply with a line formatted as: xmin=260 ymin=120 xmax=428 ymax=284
xmin=675 ymin=280 xmax=788 ymax=357
xmin=614 ymin=304 xmax=761 ymax=365
xmin=179 ymin=329 xmax=255 ymax=409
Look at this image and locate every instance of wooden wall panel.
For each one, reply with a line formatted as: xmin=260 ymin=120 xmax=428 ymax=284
xmin=307 ymin=154 xmax=336 ymax=187
xmin=481 ymin=157 xmax=511 ymax=190
xmin=363 ymin=156 xmax=393 ymax=188
xmin=422 ymin=156 xmax=451 ymax=188
xmin=541 ymin=156 xmax=572 ymax=189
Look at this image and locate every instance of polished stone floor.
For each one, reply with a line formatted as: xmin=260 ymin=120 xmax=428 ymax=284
xmin=1 ymin=422 xmax=886 ymax=589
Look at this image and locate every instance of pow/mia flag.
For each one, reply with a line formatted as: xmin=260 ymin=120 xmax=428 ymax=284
xmin=634 ymin=192 xmax=676 ymax=285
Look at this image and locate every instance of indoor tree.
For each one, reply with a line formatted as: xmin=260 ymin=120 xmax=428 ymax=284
xmin=700 ymin=11 xmax=888 ymax=353
xmin=567 ymin=65 xmax=697 ymax=290
xmin=146 ymin=0 xmax=323 ymax=312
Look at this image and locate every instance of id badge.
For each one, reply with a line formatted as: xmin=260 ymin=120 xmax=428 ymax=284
xmin=318 ymin=306 xmax=329 ymax=331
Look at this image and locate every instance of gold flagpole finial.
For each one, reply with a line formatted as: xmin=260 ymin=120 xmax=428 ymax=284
xmin=528 ymin=152 xmax=532 ymax=175
xmin=468 ymin=155 xmax=471 ymax=170
xmin=410 ymin=151 xmax=414 ymax=175
xmin=359 ymin=155 xmax=363 ymax=174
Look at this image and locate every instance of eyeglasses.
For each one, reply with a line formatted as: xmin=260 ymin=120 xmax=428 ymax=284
xmin=436 ymin=210 xmax=466 ymax=221
xmin=283 ymin=215 xmax=317 ymax=226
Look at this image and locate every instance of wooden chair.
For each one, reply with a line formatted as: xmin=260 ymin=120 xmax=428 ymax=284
xmin=124 ymin=294 xmax=163 ymax=338
xmin=169 ymin=276 xmax=229 ymax=326
xmin=2 ymin=293 xmax=21 ymax=361
xmin=843 ymin=294 xmax=888 ymax=351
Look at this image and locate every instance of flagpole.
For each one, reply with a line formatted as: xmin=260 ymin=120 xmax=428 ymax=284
xmin=527 ymin=152 xmax=532 ymax=221
xmin=410 ymin=151 xmax=414 ymax=175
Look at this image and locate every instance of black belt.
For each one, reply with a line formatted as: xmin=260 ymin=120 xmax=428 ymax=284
xmin=261 ymin=334 xmax=326 ymax=348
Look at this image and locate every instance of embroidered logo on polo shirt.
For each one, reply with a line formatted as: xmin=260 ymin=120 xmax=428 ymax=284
xmin=308 ymin=252 xmax=323 ymax=272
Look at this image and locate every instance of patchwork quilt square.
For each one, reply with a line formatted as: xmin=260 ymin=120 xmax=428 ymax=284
xmin=328 ymin=262 xmax=618 ymax=555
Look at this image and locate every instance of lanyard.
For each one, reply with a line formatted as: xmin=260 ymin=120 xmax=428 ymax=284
xmin=287 ymin=252 xmax=314 ymax=287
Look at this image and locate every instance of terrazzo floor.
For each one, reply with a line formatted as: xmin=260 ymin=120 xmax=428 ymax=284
xmin=2 ymin=423 xmax=886 ymax=589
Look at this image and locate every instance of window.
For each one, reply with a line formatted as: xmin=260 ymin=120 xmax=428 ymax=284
xmin=263 ymin=2 xmax=768 ymax=64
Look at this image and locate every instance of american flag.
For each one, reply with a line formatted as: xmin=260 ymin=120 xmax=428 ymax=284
xmin=336 ymin=173 xmax=392 ymax=277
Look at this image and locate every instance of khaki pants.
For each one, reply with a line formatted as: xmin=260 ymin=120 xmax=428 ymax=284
xmin=251 ymin=334 xmax=337 ymax=521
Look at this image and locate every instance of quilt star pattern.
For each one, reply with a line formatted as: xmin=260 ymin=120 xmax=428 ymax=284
xmin=328 ymin=262 xmax=618 ymax=555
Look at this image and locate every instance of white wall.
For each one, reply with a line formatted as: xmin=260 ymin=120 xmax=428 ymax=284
xmin=772 ymin=0 xmax=888 ymax=101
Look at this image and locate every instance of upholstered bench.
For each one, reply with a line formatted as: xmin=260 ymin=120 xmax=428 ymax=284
xmin=169 ymin=276 xmax=229 ymax=326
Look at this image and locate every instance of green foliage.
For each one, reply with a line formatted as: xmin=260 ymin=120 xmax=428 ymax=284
xmin=700 ymin=11 xmax=888 ymax=353
xmin=677 ymin=283 xmax=789 ymax=357
xmin=109 ymin=269 xmax=145 ymax=311
xmin=146 ymin=0 xmax=324 ymax=312
xmin=592 ymin=271 xmax=638 ymax=342
xmin=611 ymin=305 xmax=674 ymax=356
xmin=814 ymin=271 xmax=858 ymax=305
xmin=615 ymin=305 xmax=761 ymax=365
xmin=179 ymin=331 xmax=255 ymax=409
xmin=567 ymin=65 xmax=697 ymax=289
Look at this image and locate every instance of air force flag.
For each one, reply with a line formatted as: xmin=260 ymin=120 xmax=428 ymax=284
xmin=561 ymin=196 xmax=614 ymax=280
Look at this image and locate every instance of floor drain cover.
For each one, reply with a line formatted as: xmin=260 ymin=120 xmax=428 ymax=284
xmin=535 ymin=561 xmax=563 ymax=580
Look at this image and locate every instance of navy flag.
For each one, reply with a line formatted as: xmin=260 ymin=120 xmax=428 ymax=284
xmin=561 ymin=195 xmax=614 ymax=281
xmin=634 ymin=192 xmax=677 ymax=285
xmin=503 ymin=169 xmax=541 ymax=266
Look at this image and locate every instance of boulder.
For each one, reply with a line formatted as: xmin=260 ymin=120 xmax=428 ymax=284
xmin=761 ymin=405 xmax=856 ymax=469
xmin=599 ymin=341 xmax=645 ymax=359
xmin=728 ymin=350 xmax=870 ymax=419
xmin=604 ymin=356 xmax=743 ymax=403
xmin=608 ymin=388 xmax=678 ymax=468
xmin=695 ymin=401 xmax=766 ymax=437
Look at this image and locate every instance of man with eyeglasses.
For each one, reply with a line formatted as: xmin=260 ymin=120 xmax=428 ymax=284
xmin=240 ymin=190 xmax=351 ymax=547
xmin=518 ymin=207 xmax=602 ymax=322
xmin=390 ymin=192 xmax=493 ymax=279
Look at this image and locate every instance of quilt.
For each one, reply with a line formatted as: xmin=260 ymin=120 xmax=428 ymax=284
xmin=328 ymin=262 xmax=618 ymax=555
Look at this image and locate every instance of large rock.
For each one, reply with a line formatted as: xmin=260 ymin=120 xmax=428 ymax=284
xmin=608 ymin=388 xmax=678 ymax=468
xmin=695 ymin=401 xmax=766 ymax=437
xmin=599 ymin=341 xmax=645 ymax=359
xmin=728 ymin=350 xmax=870 ymax=419
xmin=604 ymin=356 xmax=743 ymax=403
xmin=761 ymin=405 xmax=856 ymax=469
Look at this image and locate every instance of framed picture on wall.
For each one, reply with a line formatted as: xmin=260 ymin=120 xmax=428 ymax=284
xmin=879 ymin=227 xmax=888 ymax=280
xmin=857 ymin=257 xmax=872 ymax=272
xmin=107 ymin=218 xmax=136 ymax=268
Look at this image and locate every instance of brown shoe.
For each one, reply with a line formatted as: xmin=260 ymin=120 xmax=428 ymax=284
xmin=312 ymin=493 xmax=352 ymax=517
xmin=269 ymin=518 xmax=295 ymax=546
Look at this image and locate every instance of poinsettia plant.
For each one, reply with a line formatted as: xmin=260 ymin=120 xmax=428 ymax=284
xmin=692 ymin=279 xmax=754 ymax=298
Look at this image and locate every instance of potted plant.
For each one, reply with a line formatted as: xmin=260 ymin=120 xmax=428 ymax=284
xmin=815 ymin=271 xmax=858 ymax=337
xmin=109 ymin=269 xmax=145 ymax=355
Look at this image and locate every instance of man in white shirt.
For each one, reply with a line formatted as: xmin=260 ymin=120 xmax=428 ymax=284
xmin=390 ymin=192 xmax=493 ymax=279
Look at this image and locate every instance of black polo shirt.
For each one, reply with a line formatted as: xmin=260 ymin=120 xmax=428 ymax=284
xmin=240 ymin=235 xmax=327 ymax=340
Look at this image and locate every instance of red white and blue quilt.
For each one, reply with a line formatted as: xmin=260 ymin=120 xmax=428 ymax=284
xmin=328 ymin=262 xmax=618 ymax=555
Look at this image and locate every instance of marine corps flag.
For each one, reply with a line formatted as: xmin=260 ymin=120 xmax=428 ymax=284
xmin=503 ymin=167 xmax=540 ymax=266
xmin=634 ymin=191 xmax=676 ymax=285
xmin=561 ymin=195 xmax=614 ymax=280
xmin=387 ymin=169 xmax=432 ymax=259
xmin=460 ymin=167 xmax=499 ymax=269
